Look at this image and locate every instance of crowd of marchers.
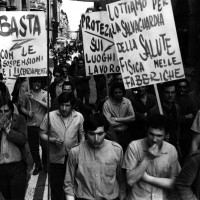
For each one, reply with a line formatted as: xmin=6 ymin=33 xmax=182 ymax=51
xmin=1 ymin=53 xmax=200 ymax=200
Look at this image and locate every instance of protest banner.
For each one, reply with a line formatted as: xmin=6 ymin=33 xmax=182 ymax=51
xmin=0 ymin=11 xmax=47 ymax=78
xmin=106 ymin=0 xmax=185 ymax=89
xmin=81 ymin=11 xmax=120 ymax=76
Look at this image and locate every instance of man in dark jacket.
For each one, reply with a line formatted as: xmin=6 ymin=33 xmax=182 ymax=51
xmin=0 ymin=99 xmax=27 ymax=200
xmin=176 ymin=150 xmax=200 ymax=200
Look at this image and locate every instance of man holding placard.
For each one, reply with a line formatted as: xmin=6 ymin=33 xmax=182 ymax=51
xmin=19 ymin=77 xmax=49 ymax=175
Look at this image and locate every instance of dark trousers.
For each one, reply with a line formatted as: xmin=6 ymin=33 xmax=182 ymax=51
xmin=115 ymin=130 xmax=132 ymax=152
xmin=76 ymin=89 xmax=90 ymax=105
xmin=28 ymin=126 xmax=47 ymax=167
xmin=50 ymin=162 xmax=66 ymax=200
xmin=0 ymin=161 xmax=27 ymax=200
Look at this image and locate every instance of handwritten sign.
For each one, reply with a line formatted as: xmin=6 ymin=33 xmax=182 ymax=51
xmin=106 ymin=0 xmax=184 ymax=89
xmin=81 ymin=11 xmax=120 ymax=76
xmin=0 ymin=12 xmax=47 ymax=78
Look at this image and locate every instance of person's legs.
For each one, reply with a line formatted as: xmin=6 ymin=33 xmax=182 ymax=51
xmin=28 ymin=126 xmax=41 ymax=167
xmin=0 ymin=164 xmax=10 ymax=199
xmin=50 ymin=163 xmax=66 ymax=200
xmin=10 ymin=162 xmax=27 ymax=200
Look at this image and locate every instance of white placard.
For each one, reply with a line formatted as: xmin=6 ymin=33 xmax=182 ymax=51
xmin=0 ymin=11 xmax=47 ymax=78
xmin=81 ymin=11 xmax=120 ymax=76
xmin=106 ymin=0 xmax=185 ymax=89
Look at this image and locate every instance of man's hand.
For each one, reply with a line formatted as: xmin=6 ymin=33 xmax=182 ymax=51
xmin=3 ymin=118 xmax=11 ymax=134
xmin=28 ymin=93 xmax=34 ymax=100
xmin=51 ymin=138 xmax=64 ymax=145
xmin=0 ymin=114 xmax=7 ymax=129
xmin=28 ymin=111 xmax=34 ymax=119
xmin=146 ymin=144 xmax=161 ymax=159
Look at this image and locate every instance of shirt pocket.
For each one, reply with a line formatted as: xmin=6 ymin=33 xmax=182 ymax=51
xmin=104 ymin=163 xmax=117 ymax=178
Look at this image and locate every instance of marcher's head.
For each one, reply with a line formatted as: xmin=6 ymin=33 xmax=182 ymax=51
xmin=62 ymin=81 xmax=74 ymax=93
xmin=113 ymin=73 xmax=123 ymax=83
xmin=78 ymin=59 xmax=84 ymax=69
xmin=53 ymin=67 xmax=63 ymax=83
xmin=0 ymin=82 xmax=7 ymax=98
xmin=161 ymin=81 xmax=176 ymax=104
xmin=30 ymin=77 xmax=42 ymax=91
xmin=0 ymin=98 xmax=14 ymax=120
xmin=58 ymin=92 xmax=75 ymax=117
xmin=176 ymin=78 xmax=189 ymax=95
xmin=136 ymin=86 xmax=147 ymax=96
xmin=109 ymin=82 xmax=125 ymax=101
xmin=146 ymin=114 xmax=169 ymax=149
xmin=84 ymin=113 xmax=109 ymax=148
xmin=62 ymin=63 xmax=70 ymax=78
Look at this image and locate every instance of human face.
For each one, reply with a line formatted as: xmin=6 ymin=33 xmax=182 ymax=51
xmin=163 ymin=86 xmax=176 ymax=103
xmin=32 ymin=79 xmax=41 ymax=91
xmin=59 ymin=102 xmax=72 ymax=117
xmin=62 ymin=68 xmax=68 ymax=78
xmin=63 ymin=85 xmax=72 ymax=93
xmin=136 ymin=86 xmax=146 ymax=96
xmin=87 ymin=126 xmax=106 ymax=148
xmin=0 ymin=104 xmax=12 ymax=120
xmin=112 ymin=88 xmax=123 ymax=101
xmin=54 ymin=72 xmax=61 ymax=82
xmin=177 ymin=82 xmax=188 ymax=95
xmin=115 ymin=74 xmax=123 ymax=83
xmin=147 ymin=127 xmax=165 ymax=149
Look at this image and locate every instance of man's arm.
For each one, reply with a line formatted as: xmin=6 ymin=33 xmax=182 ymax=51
xmin=125 ymin=144 xmax=161 ymax=186
xmin=190 ymin=133 xmax=200 ymax=153
xmin=115 ymin=115 xmax=135 ymax=124
xmin=40 ymin=129 xmax=64 ymax=145
xmin=64 ymin=150 xmax=77 ymax=200
xmin=78 ymin=115 xmax=85 ymax=142
xmin=142 ymin=172 xmax=175 ymax=189
xmin=66 ymin=195 xmax=75 ymax=200
xmin=126 ymin=156 xmax=150 ymax=186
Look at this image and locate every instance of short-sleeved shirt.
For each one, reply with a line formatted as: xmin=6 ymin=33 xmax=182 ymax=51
xmin=19 ymin=89 xmax=49 ymax=127
xmin=103 ymin=97 xmax=135 ymax=132
xmin=191 ymin=110 xmax=200 ymax=134
xmin=123 ymin=138 xmax=180 ymax=200
xmin=64 ymin=140 xmax=124 ymax=199
xmin=40 ymin=110 xmax=84 ymax=164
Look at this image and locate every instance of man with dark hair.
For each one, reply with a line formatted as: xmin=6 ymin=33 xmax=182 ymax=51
xmin=40 ymin=92 xmax=85 ymax=200
xmin=50 ymin=67 xmax=65 ymax=102
xmin=64 ymin=113 xmax=126 ymax=200
xmin=148 ymin=81 xmax=181 ymax=156
xmin=19 ymin=77 xmax=49 ymax=175
xmin=123 ymin=114 xmax=180 ymax=200
xmin=0 ymin=99 xmax=27 ymax=200
xmin=74 ymin=59 xmax=90 ymax=105
xmin=51 ymin=81 xmax=85 ymax=115
xmin=103 ymin=81 xmax=135 ymax=151
xmin=176 ymin=78 xmax=197 ymax=163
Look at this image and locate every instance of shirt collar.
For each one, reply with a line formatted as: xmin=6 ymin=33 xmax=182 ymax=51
xmin=110 ymin=97 xmax=125 ymax=105
xmin=56 ymin=109 xmax=77 ymax=118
